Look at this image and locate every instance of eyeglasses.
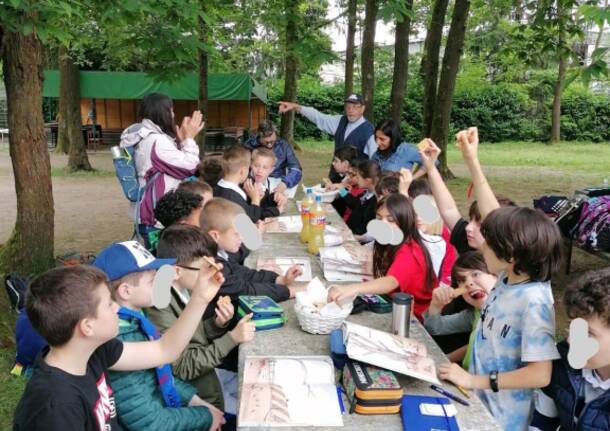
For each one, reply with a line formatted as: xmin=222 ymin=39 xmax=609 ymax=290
xmin=177 ymin=265 xmax=200 ymax=271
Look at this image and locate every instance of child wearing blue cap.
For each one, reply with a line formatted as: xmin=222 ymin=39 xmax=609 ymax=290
xmin=13 ymin=241 xmax=225 ymax=431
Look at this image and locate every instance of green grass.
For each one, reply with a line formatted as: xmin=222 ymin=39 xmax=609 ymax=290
xmin=0 ymin=307 xmax=25 ymax=431
xmin=51 ymin=167 xmax=115 ymax=177
xmin=446 ymin=141 xmax=610 ymax=174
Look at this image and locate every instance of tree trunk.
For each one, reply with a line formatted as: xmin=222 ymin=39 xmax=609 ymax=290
xmin=550 ymin=54 xmax=566 ymax=144
xmin=389 ymin=0 xmax=414 ymax=124
xmin=56 ymin=46 xmax=69 ymax=155
xmin=420 ymin=0 xmax=450 ymax=137
xmin=0 ymin=29 xmax=55 ymax=275
xmin=361 ymin=0 xmax=378 ymax=123
xmin=430 ymin=0 xmax=471 ymax=178
xmin=344 ymin=0 xmax=358 ymax=98
xmin=280 ymin=0 xmax=299 ymax=146
xmin=198 ymin=13 xmax=209 ymax=155
xmin=59 ymin=48 xmax=92 ymax=171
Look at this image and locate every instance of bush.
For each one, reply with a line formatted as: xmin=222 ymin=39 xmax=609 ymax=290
xmin=267 ymin=74 xmax=610 ymax=144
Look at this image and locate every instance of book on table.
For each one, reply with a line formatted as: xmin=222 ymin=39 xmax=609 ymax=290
xmin=342 ymin=321 xmax=440 ymax=385
xmin=256 ymin=257 xmax=313 ymax=282
xmin=238 ymin=356 xmax=344 ymax=427
xmin=319 ymin=243 xmax=373 ymax=282
xmin=264 ymin=216 xmax=303 ymax=233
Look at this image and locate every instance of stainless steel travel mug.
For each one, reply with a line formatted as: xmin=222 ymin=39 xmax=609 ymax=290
xmin=392 ymin=293 xmax=412 ymax=338
xmin=110 ymin=145 xmax=123 ymax=159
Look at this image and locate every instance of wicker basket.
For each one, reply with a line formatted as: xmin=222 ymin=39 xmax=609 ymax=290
xmin=295 ymin=302 xmax=353 ymax=335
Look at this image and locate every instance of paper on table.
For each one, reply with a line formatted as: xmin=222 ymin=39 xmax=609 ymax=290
xmin=264 ymin=216 xmax=303 ymax=233
xmin=257 ymin=257 xmax=313 ymax=282
xmin=342 ymin=321 xmax=440 ymax=385
xmin=238 ymin=356 xmax=343 ymax=427
xmin=268 ymin=177 xmax=298 ymax=199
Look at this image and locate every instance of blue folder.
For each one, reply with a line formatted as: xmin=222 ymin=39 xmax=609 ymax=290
xmin=401 ymin=394 xmax=460 ymax=431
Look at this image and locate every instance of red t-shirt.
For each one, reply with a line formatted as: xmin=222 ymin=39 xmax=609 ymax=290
xmin=386 ymin=241 xmax=434 ymax=322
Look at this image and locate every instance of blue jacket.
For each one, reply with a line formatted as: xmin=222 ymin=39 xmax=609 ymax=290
xmin=531 ymin=340 xmax=610 ymax=431
xmin=243 ymin=136 xmax=303 ymax=188
xmin=371 ymin=142 xmax=423 ymax=172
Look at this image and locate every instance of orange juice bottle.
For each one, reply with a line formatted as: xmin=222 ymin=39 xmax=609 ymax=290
xmin=307 ymin=195 xmax=326 ymax=255
xmin=300 ymin=188 xmax=314 ymax=243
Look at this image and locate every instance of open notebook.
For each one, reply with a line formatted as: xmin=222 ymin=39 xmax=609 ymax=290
xmin=238 ymin=356 xmax=343 ymax=427
xmin=343 ymin=321 xmax=440 ymax=385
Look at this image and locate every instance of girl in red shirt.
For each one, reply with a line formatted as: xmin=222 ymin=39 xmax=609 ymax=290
xmin=328 ymin=193 xmax=436 ymax=321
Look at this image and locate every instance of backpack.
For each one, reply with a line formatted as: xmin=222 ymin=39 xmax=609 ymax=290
xmin=4 ymin=274 xmax=28 ymax=312
xmin=111 ymin=145 xmax=140 ymax=202
xmin=576 ymin=196 xmax=610 ymax=252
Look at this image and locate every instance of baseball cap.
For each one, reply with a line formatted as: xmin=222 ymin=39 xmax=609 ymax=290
xmin=93 ymin=241 xmax=175 ymax=281
xmin=344 ymin=93 xmax=364 ymax=105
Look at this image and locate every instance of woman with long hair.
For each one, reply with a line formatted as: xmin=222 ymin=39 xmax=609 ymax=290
xmin=120 ymin=93 xmax=204 ymax=246
xmin=328 ymin=193 xmax=437 ymax=321
xmin=370 ymin=119 xmax=426 ymax=176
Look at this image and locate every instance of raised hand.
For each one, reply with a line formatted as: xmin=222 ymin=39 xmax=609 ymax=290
xmin=455 ymin=127 xmax=478 ymax=162
xmin=399 ymin=168 xmax=413 ymax=196
xmin=418 ymin=138 xmax=441 ymax=169
xmin=192 ymin=260 xmax=224 ymax=303
xmin=179 ymin=110 xmax=205 ymax=140
xmin=230 ymin=313 xmax=256 ymax=343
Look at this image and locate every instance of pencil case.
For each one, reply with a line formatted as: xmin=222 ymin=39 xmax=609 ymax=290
xmin=342 ymin=360 xmax=403 ymax=415
xmin=352 ymin=294 xmax=393 ymax=314
xmin=237 ymin=296 xmax=286 ymax=331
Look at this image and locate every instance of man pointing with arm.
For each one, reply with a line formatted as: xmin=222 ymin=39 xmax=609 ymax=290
xmin=278 ymin=93 xmax=377 ymax=183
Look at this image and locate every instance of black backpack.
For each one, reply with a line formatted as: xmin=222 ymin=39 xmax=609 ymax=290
xmin=4 ymin=274 xmax=29 ymax=312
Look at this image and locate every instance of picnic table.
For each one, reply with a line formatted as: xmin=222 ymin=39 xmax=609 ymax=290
xmin=237 ymin=200 xmax=500 ymax=430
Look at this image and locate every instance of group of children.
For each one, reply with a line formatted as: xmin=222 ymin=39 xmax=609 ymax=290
xmin=11 ymin=122 xmax=610 ymax=431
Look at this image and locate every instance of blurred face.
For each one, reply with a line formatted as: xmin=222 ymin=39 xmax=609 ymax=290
xmin=579 ymin=315 xmax=610 ymax=373
xmin=375 ymin=130 xmax=391 ymax=151
xmin=346 ymin=167 xmax=359 ymax=186
xmin=176 ymin=257 xmax=206 ymax=292
xmin=344 ymin=102 xmax=365 ymax=122
xmin=251 ymin=156 xmax=275 ymax=183
xmin=455 ymin=269 xmax=497 ymax=309
xmin=258 ymin=132 xmax=277 ymax=148
xmin=355 ymin=170 xmax=374 ymax=190
xmin=90 ymin=284 xmax=120 ymax=342
xmin=215 ymin=226 xmax=242 ymax=253
xmin=376 ymin=205 xmax=398 ymax=230
xmin=466 ymin=218 xmax=485 ymax=249
xmin=480 ymin=241 xmax=509 ymax=275
xmin=332 ymin=157 xmax=350 ymax=174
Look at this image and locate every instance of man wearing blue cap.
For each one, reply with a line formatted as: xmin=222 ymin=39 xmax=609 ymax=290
xmin=279 ymin=94 xmax=377 ymax=183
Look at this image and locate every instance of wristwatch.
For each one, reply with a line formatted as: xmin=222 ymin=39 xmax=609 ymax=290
xmin=489 ymin=370 xmax=499 ymax=392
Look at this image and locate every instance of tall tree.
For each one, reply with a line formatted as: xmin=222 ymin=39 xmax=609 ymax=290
xmin=0 ymin=24 xmax=55 ymax=274
xmin=55 ymin=48 xmax=69 ymax=155
xmin=344 ymin=0 xmax=358 ymax=97
xmin=198 ymin=8 xmax=209 ymax=153
xmin=361 ymin=0 xmax=378 ymax=123
xmin=430 ymin=0 xmax=471 ymax=176
xmin=420 ymin=0 xmax=450 ymax=137
xmin=280 ymin=0 xmax=300 ymax=145
xmin=389 ymin=0 xmax=414 ymax=124
xmin=59 ymin=47 xmax=92 ymax=171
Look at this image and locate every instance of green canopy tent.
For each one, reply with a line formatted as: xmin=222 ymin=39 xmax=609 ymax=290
xmin=42 ymin=70 xmax=268 ymax=146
